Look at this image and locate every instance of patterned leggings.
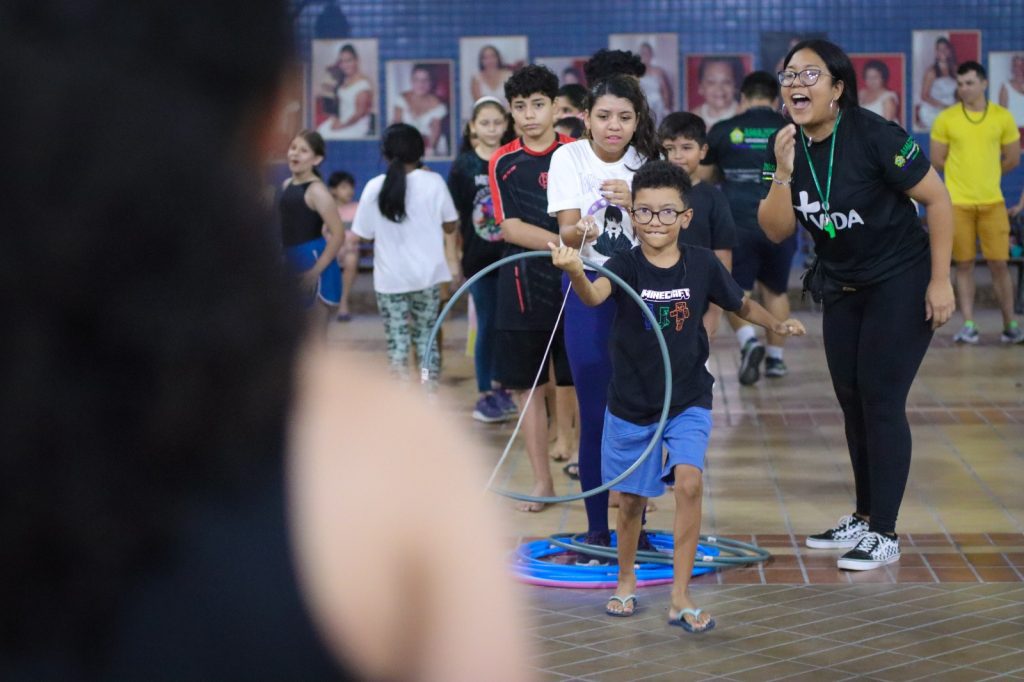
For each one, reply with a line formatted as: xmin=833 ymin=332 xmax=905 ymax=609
xmin=375 ymin=286 xmax=442 ymax=379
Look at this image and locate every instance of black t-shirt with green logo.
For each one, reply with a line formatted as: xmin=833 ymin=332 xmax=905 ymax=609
xmin=704 ymin=106 xmax=786 ymax=231
xmin=761 ymin=107 xmax=931 ymax=286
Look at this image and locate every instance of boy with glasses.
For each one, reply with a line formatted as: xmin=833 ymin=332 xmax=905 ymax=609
xmin=550 ymin=160 xmax=804 ymax=632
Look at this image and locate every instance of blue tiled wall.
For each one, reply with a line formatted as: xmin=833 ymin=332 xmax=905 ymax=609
xmin=285 ymin=0 xmax=1024 ymax=205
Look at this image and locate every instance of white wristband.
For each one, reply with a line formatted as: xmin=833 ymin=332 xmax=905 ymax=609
xmin=772 ymin=173 xmax=792 ymax=186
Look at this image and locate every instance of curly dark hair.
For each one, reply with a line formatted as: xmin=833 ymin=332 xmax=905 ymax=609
xmin=0 ymin=0 xmax=302 ymax=669
xmin=631 ymin=160 xmax=693 ymax=208
xmin=584 ymin=48 xmax=646 ymax=83
xmin=504 ymin=64 xmax=559 ymax=102
xmin=586 ymin=75 xmax=664 ymax=169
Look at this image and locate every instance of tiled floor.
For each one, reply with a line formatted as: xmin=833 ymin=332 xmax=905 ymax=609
xmin=333 ymin=302 xmax=1024 ymax=680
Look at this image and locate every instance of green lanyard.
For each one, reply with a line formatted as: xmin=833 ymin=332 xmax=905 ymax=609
xmin=799 ymin=110 xmax=842 ymax=239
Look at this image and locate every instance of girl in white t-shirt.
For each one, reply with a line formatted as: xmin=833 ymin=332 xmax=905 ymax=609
xmin=546 ymin=74 xmax=663 ymax=549
xmin=352 ymin=123 xmax=459 ymax=379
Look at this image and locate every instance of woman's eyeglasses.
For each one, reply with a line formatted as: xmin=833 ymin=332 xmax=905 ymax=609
xmin=777 ymin=68 xmax=832 ymax=87
xmin=630 ymin=207 xmax=687 ymax=225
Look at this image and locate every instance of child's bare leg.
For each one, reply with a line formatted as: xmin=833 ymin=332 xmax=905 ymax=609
xmin=608 ymin=492 xmax=646 ymax=615
xmin=339 ymin=246 xmax=358 ymax=316
xmin=670 ymin=465 xmax=712 ymax=630
xmin=514 ymin=389 xmax=555 ymax=512
xmin=550 ymin=385 xmax=577 ymax=461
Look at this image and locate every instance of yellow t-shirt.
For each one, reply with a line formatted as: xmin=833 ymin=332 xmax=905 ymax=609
xmin=930 ymin=102 xmax=1020 ymax=205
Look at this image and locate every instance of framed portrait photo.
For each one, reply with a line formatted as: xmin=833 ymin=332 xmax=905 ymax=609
xmin=685 ymin=54 xmax=753 ymax=129
xmin=911 ymin=29 xmax=981 ymax=132
xmin=311 ymin=38 xmax=380 ymax=141
xmin=459 ymin=36 xmax=528 ymax=122
xmin=608 ymin=33 xmax=679 ymax=123
xmin=850 ymin=53 xmax=906 ymax=126
xmin=386 ymin=60 xmax=456 ymax=160
xmin=989 ymin=51 xmax=1024 ymax=131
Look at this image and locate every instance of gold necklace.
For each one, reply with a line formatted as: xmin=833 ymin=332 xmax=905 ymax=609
xmin=961 ymin=101 xmax=988 ymax=125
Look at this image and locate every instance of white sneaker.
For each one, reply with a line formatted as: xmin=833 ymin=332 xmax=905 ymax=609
xmin=806 ymin=514 xmax=869 ymax=549
xmin=953 ymin=323 xmax=980 ymax=344
xmin=837 ymin=532 xmax=901 ymax=571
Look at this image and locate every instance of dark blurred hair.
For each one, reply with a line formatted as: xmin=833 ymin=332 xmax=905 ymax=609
xmin=862 ymin=59 xmax=890 ymax=85
xmin=587 ymin=75 xmax=663 ymax=167
xmin=327 ymin=171 xmax=355 ymax=188
xmin=783 ymin=39 xmax=859 ymax=109
xmin=379 ymin=123 xmax=425 ymax=222
xmin=658 ymin=111 xmax=708 ymax=147
xmin=478 ymin=44 xmax=504 ymax=71
xmin=504 ymin=64 xmax=559 ymax=102
xmin=554 ymin=116 xmax=585 ymax=139
xmin=741 ymin=71 xmax=780 ymax=101
xmin=631 ymin=159 xmax=693 ymax=208
xmin=0 ymin=0 xmax=299 ymax=667
xmin=584 ymin=48 xmax=646 ymax=84
xmin=957 ymin=60 xmax=986 ymax=80
xmin=557 ymin=83 xmax=588 ymax=111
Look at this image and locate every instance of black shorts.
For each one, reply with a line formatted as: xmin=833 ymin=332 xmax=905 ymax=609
xmin=732 ymin=228 xmax=798 ymax=294
xmin=495 ymin=326 xmax=574 ymax=389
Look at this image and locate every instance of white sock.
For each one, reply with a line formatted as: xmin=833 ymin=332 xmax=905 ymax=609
xmin=766 ymin=345 xmax=784 ymax=360
xmin=736 ymin=326 xmax=757 ymax=347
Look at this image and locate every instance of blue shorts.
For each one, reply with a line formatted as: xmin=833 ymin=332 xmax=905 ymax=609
xmin=284 ymin=237 xmax=341 ymax=307
xmin=601 ymin=407 xmax=712 ymax=498
xmin=732 ymin=228 xmax=797 ymax=295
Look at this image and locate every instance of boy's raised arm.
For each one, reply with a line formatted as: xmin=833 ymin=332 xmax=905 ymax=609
xmin=549 ymin=242 xmax=611 ymax=306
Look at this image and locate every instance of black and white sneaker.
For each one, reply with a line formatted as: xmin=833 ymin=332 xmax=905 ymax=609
xmin=806 ymin=514 xmax=869 ymax=549
xmin=738 ymin=338 xmax=765 ymax=386
xmin=837 ymin=532 xmax=900 ymax=571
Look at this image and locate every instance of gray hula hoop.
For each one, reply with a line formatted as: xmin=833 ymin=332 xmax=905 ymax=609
xmin=422 ymin=250 xmax=672 ymax=505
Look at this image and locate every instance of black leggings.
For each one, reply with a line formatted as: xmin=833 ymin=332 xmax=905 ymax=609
xmin=821 ymin=256 xmax=933 ymax=535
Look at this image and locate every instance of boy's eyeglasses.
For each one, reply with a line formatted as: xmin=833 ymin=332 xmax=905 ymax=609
xmin=630 ymin=207 xmax=686 ymax=225
xmin=777 ymin=68 xmax=831 ymax=87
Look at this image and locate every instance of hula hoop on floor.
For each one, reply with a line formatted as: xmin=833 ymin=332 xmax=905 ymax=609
xmin=422 ymin=250 xmax=672 ymax=505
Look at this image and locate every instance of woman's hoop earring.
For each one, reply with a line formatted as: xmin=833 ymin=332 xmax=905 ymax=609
xmin=780 ymin=102 xmax=787 ymax=116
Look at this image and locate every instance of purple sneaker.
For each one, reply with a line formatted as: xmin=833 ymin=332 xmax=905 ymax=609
xmin=492 ymin=388 xmax=518 ymax=417
xmin=472 ymin=395 xmax=506 ymax=423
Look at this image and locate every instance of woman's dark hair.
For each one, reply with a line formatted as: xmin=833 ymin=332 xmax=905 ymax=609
xmin=631 ymin=160 xmax=693 ymax=208
xmin=658 ymin=111 xmax=707 ymax=147
xmin=504 ymin=64 xmax=559 ymax=102
xmin=329 ymin=43 xmax=359 ymax=84
xmin=478 ymin=44 xmax=504 ymax=71
xmin=584 ymin=48 xmax=646 ymax=84
xmin=379 ymin=123 xmax=425 ymax=222
xmin=586 ymin=75 xmax=664 ymax=167
xmin=411 ymin=63 xmax=436 ymax=89
xmin=933 ymin=37 xmax=957 ymax=77
xmin=458 ymin=98 xmax=508 ymax=154
xmin=295 ymin=129 xmax=326 ymax=177
xmin=0 ymin=0 xmax=300 ymax=669
xmin=862 ymin=59 xmax=890 ymax=85
xmin=783 ymin=39 xmax=859 ymax=109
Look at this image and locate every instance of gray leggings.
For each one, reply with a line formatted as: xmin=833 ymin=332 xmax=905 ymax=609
xmin=375 ymin=286 xmax=441 ymax=379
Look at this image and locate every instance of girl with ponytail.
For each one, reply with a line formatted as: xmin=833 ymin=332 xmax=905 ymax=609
xmin=351 ymin=123 xmax=459 ymax=378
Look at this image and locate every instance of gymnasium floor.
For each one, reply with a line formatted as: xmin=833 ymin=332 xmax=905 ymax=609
xmin=333 ymin=304 xmax=1024 ymax=681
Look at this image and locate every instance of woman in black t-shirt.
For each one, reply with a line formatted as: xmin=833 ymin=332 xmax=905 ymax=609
xmin=759 ymin=40 xmax=955 ymax=572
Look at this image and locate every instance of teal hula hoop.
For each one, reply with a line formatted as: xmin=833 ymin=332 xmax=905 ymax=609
xmin=422 ymin=250 xmax=672 ymax=505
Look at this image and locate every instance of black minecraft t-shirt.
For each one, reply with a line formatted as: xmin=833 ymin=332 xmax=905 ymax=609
xmin=704 ymin=106 xmax=787 ymax=231
xmin=604 ymin=245 xmax=744 ymax=424
xmin=489 ymin=134 xmax=573 ymax=330
xmin=761 ymin=107 xmax=931 ymax=286
xmin=678 ymin=181 xmax=736 ymax=251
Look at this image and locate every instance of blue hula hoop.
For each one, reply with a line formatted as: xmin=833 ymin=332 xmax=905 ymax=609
xmin=422 ymin=250 xmax=672 ymax=505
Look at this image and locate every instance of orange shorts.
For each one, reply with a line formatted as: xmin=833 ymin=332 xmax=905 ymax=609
xmin=952 ymin=202 xmax=1011 ymax=262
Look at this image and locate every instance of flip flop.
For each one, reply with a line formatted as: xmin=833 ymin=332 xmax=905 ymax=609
xmin=668 ymin=608 xmax=716 ymax=633
xmin=605 ymin=594 xmax=637 ymax=617
xmin=562 ymin=462 xmax=579 ymax=480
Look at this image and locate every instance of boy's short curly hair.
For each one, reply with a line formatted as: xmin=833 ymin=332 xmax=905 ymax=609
xmin=631 ymin=160 xmax=693 ymax=208
xmin=504 ymin=64 xmax=559 ymax=102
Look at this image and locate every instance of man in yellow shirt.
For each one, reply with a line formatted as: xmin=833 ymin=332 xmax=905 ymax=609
xmin=931 ymin=61 xmax=1022 ymax=344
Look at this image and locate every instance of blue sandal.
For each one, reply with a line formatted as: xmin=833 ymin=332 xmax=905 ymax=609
xmin=669 ymin=607 xmax=716 ymax=633
xmin=605 ymin=594 xmax=637 ymax=617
